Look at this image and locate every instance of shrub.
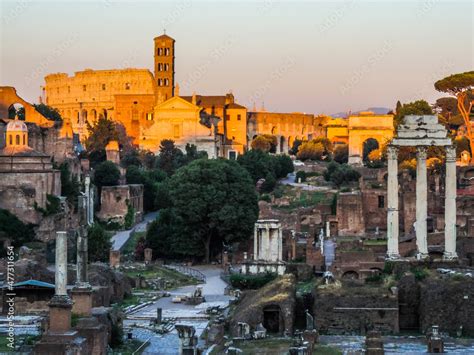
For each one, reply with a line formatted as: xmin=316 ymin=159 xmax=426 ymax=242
xmin=259 ymin=194 xmax=271 ymax=202
xmin=229 ymin=272 xmax=277 ymax=289
xmin=34 ymin=194 xmax=61 ymax=216
xmin=412 ymin=267 xmax=429 ymax=281
xmin=295 ymin=171 xmax=307 ymax=183
xmin=365 ymin=274 xmax=383 ymax=283
xmin=333 ymin=144 xmax=349 ymax=163
xmin=124 ymin=204 xmax=135 ymax=229
xmin=297 ymin=141 xmax=324 ymax=161
xmin=323 ymin=161 xmax=361 ymax=187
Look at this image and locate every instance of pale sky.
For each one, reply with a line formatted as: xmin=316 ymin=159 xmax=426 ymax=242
xmin=0 ymin=0 xmax=472 ymax=115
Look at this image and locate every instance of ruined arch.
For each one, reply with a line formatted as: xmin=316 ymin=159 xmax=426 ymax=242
xmin=8 ymin=103 xmax=25 ymax=120
xmin=90 ymin=109 xmax=97 ymax=122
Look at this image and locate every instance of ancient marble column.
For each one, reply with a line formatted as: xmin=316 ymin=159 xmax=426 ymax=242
xmin=416 ymin=147 xmax=429 ymax=258
xmin=444 ymin=146 xmax=458 ymax=259
xmin=55 ymin=231 xmax=68 ymax=296
xmin=386 ymin=145 xmax=400 ymax=258
xmin=76 ymin=226 xmax=89 ymax=287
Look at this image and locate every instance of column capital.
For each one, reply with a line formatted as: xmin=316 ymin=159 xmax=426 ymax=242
xmin=445 ymin=145 xmax=456 ymax=162
xmin=387 ymin=145 xmax=398 ymax=160
xmin=416 ymin=146 xmax=428 ymax=160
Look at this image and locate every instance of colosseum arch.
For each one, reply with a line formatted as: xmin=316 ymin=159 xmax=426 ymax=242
xmin=90 ymin=109 xmax=97 ymax=122
xmin=279 ymin=136 xmax=287 ymax=153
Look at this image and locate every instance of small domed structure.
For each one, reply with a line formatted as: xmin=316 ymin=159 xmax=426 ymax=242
xmin=6 ymin=117 xmax=28 ymax=148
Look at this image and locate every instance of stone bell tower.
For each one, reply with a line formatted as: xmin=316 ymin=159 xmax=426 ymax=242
xmin=154 ymin=32 xmax=175 ymax=102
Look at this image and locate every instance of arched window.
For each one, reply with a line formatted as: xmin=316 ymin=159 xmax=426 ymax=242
xmin=9 ymin=135 xmax=12 ymax=145
xmin=16 ymin=135 xmax=20 ymax=145
xmin=23 ymin=134 xmax=26 ymax=145
xmin=164 ymin=79 xmax=169 ymax=86
xmin=164 ymin=64 xmax=169 ymax=71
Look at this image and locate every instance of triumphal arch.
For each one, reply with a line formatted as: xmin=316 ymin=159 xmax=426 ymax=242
xmin=386 ymin=115 xmax=457 ymax=260
xmin=347 ymin=113 xmax=394 ymax=165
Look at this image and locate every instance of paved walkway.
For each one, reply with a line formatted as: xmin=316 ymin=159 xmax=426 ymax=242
xmin=125 ymin=265 xmax=231 ymax=354
xmin=111 ymin=211 xmax=158 ymax=251
xmin=281 ymin=172 xmax=332 ymax=191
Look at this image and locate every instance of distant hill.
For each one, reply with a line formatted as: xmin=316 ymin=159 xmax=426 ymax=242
xmin=331 ymin=107 xmax=392 ymax=118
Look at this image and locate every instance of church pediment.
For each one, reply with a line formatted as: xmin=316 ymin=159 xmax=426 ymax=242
xmin=155 ymin=96 xmax=200 ymax=112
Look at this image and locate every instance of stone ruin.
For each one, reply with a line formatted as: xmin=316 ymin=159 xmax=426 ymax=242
xmin=387 ymin=115 xmax=457 ymax=260
xmin=242 ymin=219 xmax=286 ymax=275
xmin=176 ymin=324 xmax=198 ymax=355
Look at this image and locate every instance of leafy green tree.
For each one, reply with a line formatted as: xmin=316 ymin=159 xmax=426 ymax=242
xmin=154 ymin=180 xmax=172 ymax=210
xmin=84 ymin=117 xmax=117 ymax=166
xmin=394 ymin=100 xmax=433 ymax=127
xmin=156 ymin=140 xmax=184 ymax=176
xmin=0 ymin=209 xmax=35 ymax=254
xmin=87 ymin=224 xmax=111 ymax=263
xmin=261 ymin=172 xmax=276 ymax=193
xmin=435 ymin=71 xmax=474 ymax=161
xmin=34 ymin=103 xmax=62 ymax=121
xmin=145 ymin=209 xmax=185 ymax=258
xmin=121 ymin=148 xmax=142 ymax=168
xmin=237 ymin=149 xmax=275 ymax=183
xmin=151 ymin=159 xmax=258 ymax=262
xmin=273 ymin=155 xmax=294 ymax=178
xmin=94 ymin=161 xmax=120 ymax=189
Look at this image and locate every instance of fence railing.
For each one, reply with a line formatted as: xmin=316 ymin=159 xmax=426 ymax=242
xmin=164 ymin=264 xmax=206 ymax=283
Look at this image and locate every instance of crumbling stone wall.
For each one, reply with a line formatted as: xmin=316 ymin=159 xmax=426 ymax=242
xmin=98 ymin=184 xmax=144 ymax=224
xmin=337 ymin=192 xmax=365 ymax=236
xmin=313 ymin=284 xmax=399 ymax=334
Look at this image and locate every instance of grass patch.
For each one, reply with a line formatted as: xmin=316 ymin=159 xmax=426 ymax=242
xmin=233 ymin=338 xmax=293 ymax=354
xmin=229 ymin=272 xmax=277 ymax=290
xmin=314 ymin=345 xmax=343 ymax=355
xmin=364 ymin=239 xmax=387 ymax=246
xmin=275 ymin=190 xmax=330 ymax=210
xmin=124 ymin=265 xmax=200 ymax=290
xmin=116 ymin=294 xmax=141 ymax=309
xmin=297 ymin=278 xmax=318 ymax=294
